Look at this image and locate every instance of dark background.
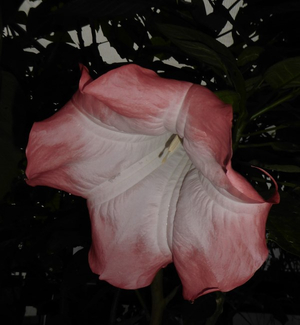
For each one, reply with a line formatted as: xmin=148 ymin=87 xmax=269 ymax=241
xmin=1 ymin=0 xmax=300 ymax=324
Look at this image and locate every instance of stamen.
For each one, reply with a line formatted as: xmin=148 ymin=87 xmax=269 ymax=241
xmin=161 ymin=135 xmax=182 ymax=163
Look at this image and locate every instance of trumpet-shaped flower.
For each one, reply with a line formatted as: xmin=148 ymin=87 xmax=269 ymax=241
xmin=26 ymin=64 xmax=279 ymax=301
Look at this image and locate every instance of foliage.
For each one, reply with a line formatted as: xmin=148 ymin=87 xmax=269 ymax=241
xmin=1 ymin=0 xmax=300 ymax=324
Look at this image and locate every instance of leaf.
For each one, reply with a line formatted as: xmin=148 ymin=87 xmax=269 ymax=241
xmin=157 ymin=23 xmax=246 ymax=111
xmin=245 ymin=75 xmax=263 ymax=93
xmin=214 ymin=90 xmax=240 ymax=113
xmin=27 ymin=0 xmax=159 ymax=37
xmin=240 ymin=142 xmax=300 ymax=152
xmin=101 ymin=19 xmax=138 ymax=60
xmin=237 ymin=46 xmax=264 ymax=67
xmin=14 ymin=10 xmax=28 ymax=25
xmin=158 ymin=23 xmax=229 ymax=74
xmin=1 ymin=0 xmax=24 ymax=26
xmin=252 ymin=163 xmax=300 ymax=173
xmin=270 ymin=142 xmax=300 ymax=152
xmin=149 ymin=36 xmax=172 ymax=60
xmin=267 ymin=190 xmax=300 ymax=257
xmin=264 ymin=56 xmax=300 ymax=89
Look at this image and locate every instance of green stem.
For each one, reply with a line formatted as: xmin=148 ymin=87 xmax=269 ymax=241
xmin=205 ymin=292 xmax=225 ymax=325
xmin=235 ymin=89 xmax=300 ymax=146
xmin=233 ymin=112 xmax=247 ymax=152
xmin=238 ymin=141 xmax=279 ymax=148
xmin=250 ymin=91 xmax=299 ymax=121
xmin=150 ymin=270 xmax=165 ymax=325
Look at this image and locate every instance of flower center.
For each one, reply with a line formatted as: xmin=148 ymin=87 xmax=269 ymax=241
xmin=159 ymin=134 xmax=182 ymax=163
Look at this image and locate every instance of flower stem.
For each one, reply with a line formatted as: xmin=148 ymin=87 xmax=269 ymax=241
xmin=205 ymin=292 xmax=225 ymax=325
xmin=150 ymin=270 xmax=165 ymax=325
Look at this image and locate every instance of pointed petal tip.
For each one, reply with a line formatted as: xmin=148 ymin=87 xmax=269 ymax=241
xmin=78 ymin=64 xmax=93 ymax=92
xmin=251 ymin=166 xmax=280 ymax=204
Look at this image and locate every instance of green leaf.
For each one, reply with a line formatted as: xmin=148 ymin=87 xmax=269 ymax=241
xmin=157 ymin=23 xmax=246 ymax=113
xmin=264 ymin=56 xmax=300 ymax=89
xmin=28 ymin=0 xmax=159 ymax=36
xmin=101 ymin=20 xmax=136 ymax=60
xmin=237 ymin=46 xmax=264 ymax=67
xmin=214 ymin=90 xmax=240 ymax=113
xmin=239 ymin=141 xmax=300 ymax=152
xmin=270 ymin=142 xmax=300 ymax=152
xmin=253 ymin=163 xmax=300 ymax=173
xmin=15 ymin=10 xmax=28 ymax=25
xmin=150 ymin=36 xmax=172 ymax=60
xmin=267 ymin=190 xmax=300 ymax=257
xmin=157 ymin=23 xmax=228 ymax=74
xmin=157 ymin=23 xmax=231 ymax=70
xmin=245 ymin=75 xmax=263 ymax=93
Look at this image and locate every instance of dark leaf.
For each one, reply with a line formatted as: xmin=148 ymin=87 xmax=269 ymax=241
xmin=0 ymin=0 xmax=24 ymax=26
xmin=251 ymin=162 xmax=300 ymax=173
xmin=27 ymin=0 xmax=160 ymax=37
xmin=157 ymin=23 xmax=246 ymax=107
xmin=215 ymin=90 xmax=241 ymax=113
xmin=158 ymin=23 xmax=230 ymax=75
xmin=264 ymin=57 xmax=300 ymax=89
xmin=245 ymin=75 xmax=263 ymax=93
xmin=239 ymin=142 xmax=300 ymax=152
xmin=237 ymin=46 xmax=264 ymax=67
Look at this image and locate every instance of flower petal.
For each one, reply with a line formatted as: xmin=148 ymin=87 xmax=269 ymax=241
xmin=25 ymin=100 xmax=169 ymax=196
xmin=77 ymin=64 xmax=192 ymax=135
xmin=171 ymin=82 xmax=279 ymax=300
xmin=26 ymin=65 xmax=180 ymax=196
xmin=173 ymin=167 xmax=278 ymax=301
xmin=88 ymin=144 xmax=192 ymax=289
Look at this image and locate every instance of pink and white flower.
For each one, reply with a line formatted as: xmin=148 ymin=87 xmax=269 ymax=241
xmin=26 ymin=64 xmax=279 ymax=300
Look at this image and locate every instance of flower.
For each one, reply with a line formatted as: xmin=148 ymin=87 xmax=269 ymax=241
xmin=25 ymin=64 xmax=279 ymax=301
